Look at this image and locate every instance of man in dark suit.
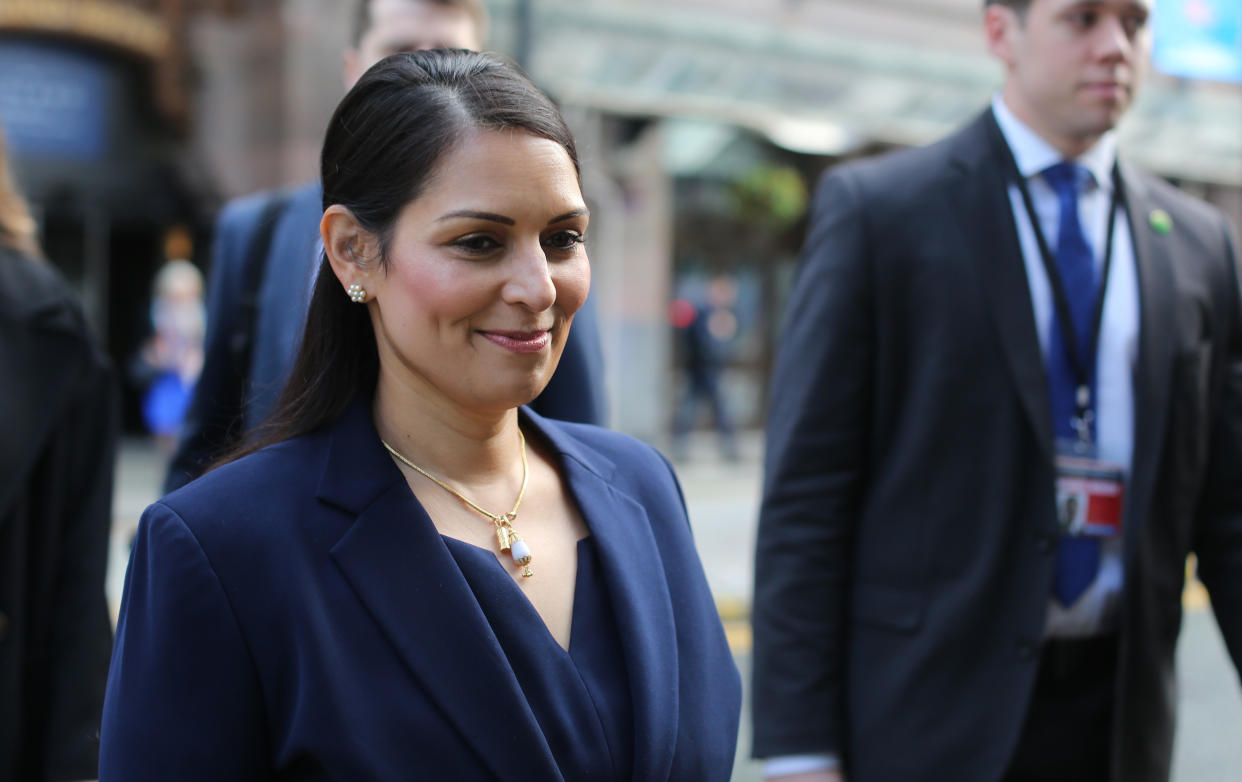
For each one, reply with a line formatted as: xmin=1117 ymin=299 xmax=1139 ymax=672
xmin=752 ymin=1 xmax=1242 ymax=781
xmin=1 ymin=208 xmax=117 ymax=777
xmin=165 ymin=0 xmax=608 ymax=492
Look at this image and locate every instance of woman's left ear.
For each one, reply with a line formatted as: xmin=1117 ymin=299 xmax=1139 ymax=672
xmin=321 ymin=205 xmax=382 ymax=300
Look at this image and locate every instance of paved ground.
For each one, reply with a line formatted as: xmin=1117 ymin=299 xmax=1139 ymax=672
xmin=110 ymin=432 xmax=1241 ymax=780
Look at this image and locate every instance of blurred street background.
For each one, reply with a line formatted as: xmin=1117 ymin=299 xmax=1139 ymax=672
xmin=3 ymin=0 xmax=1239 ymax=778
xmin=2 ymin=0 xmax=1239 ymax=448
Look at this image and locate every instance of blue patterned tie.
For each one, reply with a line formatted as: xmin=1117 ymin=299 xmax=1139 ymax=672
xmin=1043 ymin=162 xmax=1101 ymax=607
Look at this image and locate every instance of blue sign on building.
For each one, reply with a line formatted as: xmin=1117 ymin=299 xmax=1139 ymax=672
xmin=1153 ymin=0 xmax=1242 ymax=84
xmin=0 ymin=40 xmax=110 ymax=159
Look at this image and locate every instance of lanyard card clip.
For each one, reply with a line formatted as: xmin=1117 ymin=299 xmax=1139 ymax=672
xmin=1070 ymin=384 xmax=1094 ymax=448
xmin=1070 ymin=409 xmax=1095 ymax=449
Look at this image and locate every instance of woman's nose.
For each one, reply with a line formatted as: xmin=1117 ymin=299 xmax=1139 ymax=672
xmin=501 ymin=243 xmax=557 ymax=311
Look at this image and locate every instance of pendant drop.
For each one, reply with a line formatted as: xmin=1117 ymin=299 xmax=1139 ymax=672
xmin=495 ymin=522 xmax=512 ymax=552
xmin=509 ymin=532 xmax=533 ymax=577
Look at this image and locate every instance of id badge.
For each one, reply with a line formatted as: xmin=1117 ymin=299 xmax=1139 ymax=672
xmin=1054 ymin=440 xmax=1124 ymax=539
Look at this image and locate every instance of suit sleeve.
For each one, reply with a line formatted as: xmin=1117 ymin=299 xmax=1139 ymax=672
xmin=1193 ymin=215 xmax=1242 ymax=676
xmin=164 ymin=199 xmax=263 ymax=492
xmin=100 ymin=503 xmax=267 ymax=780
xmin=752 ymin=169 xmax=873 ymax=758
xmin=42 ymin=329 xmax=119 ymax=780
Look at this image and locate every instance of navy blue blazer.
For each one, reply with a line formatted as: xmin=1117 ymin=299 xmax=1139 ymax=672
xmin=165 ymin=183 xmax=609 ymax=492
xmin=103 ymin=402 xmax=740 ymax=780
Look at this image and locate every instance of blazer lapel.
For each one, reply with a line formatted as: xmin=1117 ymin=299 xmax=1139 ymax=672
xmin=529 ymin=412 xmax=680 ymax=782
xmin=1119 ymin=164 xmax=1177 ymax=544
xmin=947 ymin=111 xmax=1054 ymax=461
xmin=319 ymin=402 xmax=562 ymax=782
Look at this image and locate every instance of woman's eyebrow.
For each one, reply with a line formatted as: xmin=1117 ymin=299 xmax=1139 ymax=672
xmin=547 ymin=208 xmax=589 ymax=225
xmin=437 ymin=208 xmax=590 ymax=226
xmin=437 ymin=210 xmax=515 ymax=225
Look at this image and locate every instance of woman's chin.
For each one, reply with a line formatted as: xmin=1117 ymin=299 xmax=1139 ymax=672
xmin=463 ymin=374 xmax=555 ymax=414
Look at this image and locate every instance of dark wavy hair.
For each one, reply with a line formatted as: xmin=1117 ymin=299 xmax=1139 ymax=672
xmin=225 ymin=49 xmax=579 ymax=462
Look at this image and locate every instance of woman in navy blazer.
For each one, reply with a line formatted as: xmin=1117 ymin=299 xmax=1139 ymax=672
xmin=100 ymin=50 xmax=740 ymax=781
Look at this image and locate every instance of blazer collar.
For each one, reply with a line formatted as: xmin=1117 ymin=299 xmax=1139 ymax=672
xmin=525 ymin=412 xmax=681 ymax=781
xmin=947 ymin=109 xmax=1054 ymax=461
xmin=990 ymin=93 xmax=1118 ymax=191
xmin=318 ymin=400 xmax=679 ymax=781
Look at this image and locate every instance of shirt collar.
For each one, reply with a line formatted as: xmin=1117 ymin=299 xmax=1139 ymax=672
xmin=991 ymin=94 xmax=1117 ymax=193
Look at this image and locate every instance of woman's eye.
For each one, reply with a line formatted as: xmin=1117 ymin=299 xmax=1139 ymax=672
xmin=453 ymin=235 xmax=501 ymax=254
xmin=544 ymin=231 xmax=585 ymax=251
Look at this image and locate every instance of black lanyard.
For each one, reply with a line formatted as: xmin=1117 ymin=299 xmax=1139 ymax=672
xmin=987 ymin=118 xmax=1124 ymax=441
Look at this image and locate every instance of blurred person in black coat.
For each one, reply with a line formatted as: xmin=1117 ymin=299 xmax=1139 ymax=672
xmin=0 ymin=123 xmax=118 ymax=781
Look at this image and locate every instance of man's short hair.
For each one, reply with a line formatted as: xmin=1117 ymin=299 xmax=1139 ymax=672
xmin=351 ymin=0 xmax=488 ymax=46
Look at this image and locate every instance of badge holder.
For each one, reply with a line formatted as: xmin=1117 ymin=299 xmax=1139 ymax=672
xmin=1054 ymin=393 xmax=1123 ymax=540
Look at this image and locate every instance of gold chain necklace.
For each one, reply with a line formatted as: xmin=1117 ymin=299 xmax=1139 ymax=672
xmin=380 ymin=429 xmax=534 ymax=578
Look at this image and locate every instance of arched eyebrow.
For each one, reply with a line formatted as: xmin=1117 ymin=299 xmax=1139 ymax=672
xmin=546 ymin=208 xmax=589 ymax=225
xmin=437 ymin=208 xmax=590 ymax=226
xmin=437 ymin=210 xmax=514 ymax=225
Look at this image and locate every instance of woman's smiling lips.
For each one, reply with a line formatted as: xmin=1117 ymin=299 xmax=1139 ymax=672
xmin=478 ymin=329 xmax=552 ymax=354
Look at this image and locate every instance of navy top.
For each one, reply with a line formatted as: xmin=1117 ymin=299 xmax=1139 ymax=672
xmin=443 ymin=536 xmax=634 ymax=781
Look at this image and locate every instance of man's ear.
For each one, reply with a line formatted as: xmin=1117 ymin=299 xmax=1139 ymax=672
xmin=984 ymin=4 xmax=1020 ymax=66
xmin=322 ymin=205 xmax=382 ymax=296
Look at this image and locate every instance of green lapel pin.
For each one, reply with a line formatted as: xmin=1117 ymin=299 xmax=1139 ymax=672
xmin=1149 ymin=209 xmax=1173 ymax=235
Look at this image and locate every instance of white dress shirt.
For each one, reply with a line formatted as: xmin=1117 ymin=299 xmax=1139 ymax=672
xmin=991 ymin=94 xmax=1138 ymax=639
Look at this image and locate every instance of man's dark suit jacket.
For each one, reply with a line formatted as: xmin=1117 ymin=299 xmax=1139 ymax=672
xmin=165 ymin=182 xmax=609 ymax=492
xmin=103 ymin=401 xmax=741 ymax=780
xmin=752 ymin=110 xmax=1242 ymax=782
xmin=0 ymin=246 xmax=117 ymax=781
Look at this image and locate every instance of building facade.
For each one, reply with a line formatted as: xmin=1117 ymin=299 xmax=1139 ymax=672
xmin=3 ymin=0 xmax=1238 ymax=437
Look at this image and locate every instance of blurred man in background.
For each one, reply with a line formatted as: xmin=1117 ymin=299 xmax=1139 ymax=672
xmin=753 ymin=0 xmax=1242 ymax=780
xmin=671 ymin=274 xmax=739 ymax=461
xmin=166 ymin=0 xmax=608 ymax=492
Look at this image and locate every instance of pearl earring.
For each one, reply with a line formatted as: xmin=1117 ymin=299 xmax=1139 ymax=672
xmin=346 ymin=283 xmax=367 ymax=303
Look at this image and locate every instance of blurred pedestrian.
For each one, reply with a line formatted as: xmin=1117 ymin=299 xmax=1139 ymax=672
xmin=100 ymin=50 xmax=740 ymax=780
xmin=671 ymin=274 xmax=739 ymax=460
xmin=130 ymin=229 xmax=205 ymax=456
xmin=0 ymin=121 xmax=117 ymax=780
xmin=164 ymin=0 xmax=608 ymax=493
xmin=752 ymin=1 xmax=1242 ymax=781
